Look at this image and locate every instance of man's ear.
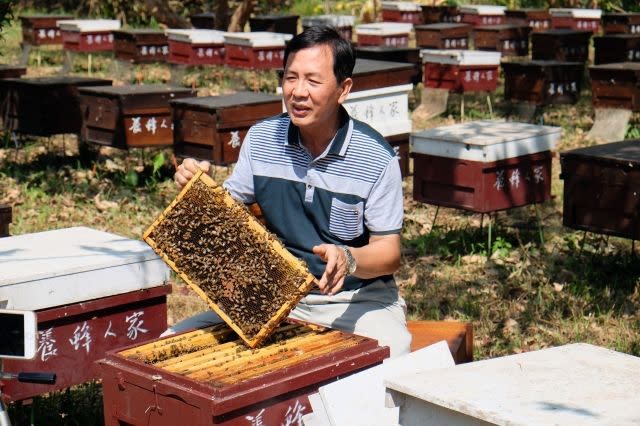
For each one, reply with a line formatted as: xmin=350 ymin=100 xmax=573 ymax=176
xmin=337 ymin=77 xmax=353 ymax=105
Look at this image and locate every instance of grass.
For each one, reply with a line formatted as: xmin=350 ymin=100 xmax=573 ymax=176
xmin=1 ymin=13 xmax=640 ymax=425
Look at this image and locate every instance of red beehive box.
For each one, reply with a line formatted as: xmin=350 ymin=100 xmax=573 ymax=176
xmin=420 ymin=49 xmax=502 ymax=93
xmin=531 ymin=29 xmax=592 ymax=62
xmin=19 ymin=14 xmax=72 ymax=45
xmin=602 ymin=13 xmax=640 ymax=35
xmin=58 ymin=19 xmax=121 ymax=52
xmin=0 ymin=204 xmax=10 ymax=237
xmin=421 ymin=5 xmax=461 ymax=24
xmin=302 ymin=15 xmax=355 ymax=41
xmin=594 ymin=34 xmax=640 ymax=65
xmin=171 ymin=91 xmax=282 ymax=165
xmin=166 ymin=29 xmax=226 ymax=65
xmin=414 ymin=23 xmax=471 ymax=49
xmin=249 ymin=14 xmax=299 ymax=36
xmin=99 ymin=322 xmax=389 ymax=425
xmin=502 ymin=60 xmax=584 ymax=106
xmin=224 ymin=32 xmax=292 ymax=69
xmin=354 ymin=46 xmax=422 ymax=84
xmin=550 ymin=8 xmax=602 ymax=33
xmin=113 ymin=29 xmax=168 ymax=63
xmin=0 ymin=65 xmax=26 ymax=79
xmin=473 ymin=24 xmax=531 ymax=56
xmin=560 ymin=140 xmax=640 ymax=240
xmin=589 ymin=62 xmax=640 ymax=111
xmin=459 ymin=5 xmax=506 ymax=27
xmin=381 ymin=1 xmax=423 ymax=25
xmin=411 ymin=120 xmax=561 ymax=213
xmin=355 ymin=22 xmax=413 ymax=47
xmin=0 ymin=227 xmax=172 ymax=401
xmin=0 ymin=76 xmax=112 ymax=136
xmin=78 ymin=84 xmax=195 ymax=149
xmin=505 ymin=9 xmax=551 ymax=32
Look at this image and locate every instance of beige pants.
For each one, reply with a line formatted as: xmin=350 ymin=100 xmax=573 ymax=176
xmin=163 ymin=278 xmax=412 ymax=357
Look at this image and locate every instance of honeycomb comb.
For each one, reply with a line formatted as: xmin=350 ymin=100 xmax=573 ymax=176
xmin=143 ymin=170 xmax=316 ymax=348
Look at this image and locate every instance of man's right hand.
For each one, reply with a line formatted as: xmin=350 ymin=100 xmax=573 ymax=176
xmin=174 ymin=158 xmax=211 ymax=190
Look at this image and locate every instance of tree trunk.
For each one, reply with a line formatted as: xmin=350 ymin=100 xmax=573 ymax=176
xmin=227 ymin=0 xmax=255 ymax=32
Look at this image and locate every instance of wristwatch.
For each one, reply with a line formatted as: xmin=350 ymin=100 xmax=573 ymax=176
xmin=339 ymin=245 xmax=357 ymax=276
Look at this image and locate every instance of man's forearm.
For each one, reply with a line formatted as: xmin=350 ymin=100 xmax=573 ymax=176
xmin=350 ymin=234 xmax=401 ymax=279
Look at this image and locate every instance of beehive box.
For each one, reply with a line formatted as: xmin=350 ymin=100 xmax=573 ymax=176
xmin=421 ymin=5 xmax=461 ymax=24
xmin=166 ymin=29 xmax=226 ymax=66
xmin=505 ymin=9 xmax=551 ymax=32
xmin=602 ymin=12 xmax=640 ymax=35
xmin=414 ymin=23 xmax=471 ymax=49
xmin=561 ymin=140 xmax=640 ymax=240
xmin=531 ymin=29 xmax=592 ymax=62
xmin=421 ymin=49 xmax=502 ymax=93
xmin=381 ymin=1 xmax=423 ymax=24
xmin=19 ymin=14 xmax=71 ymax=45
xmin=99 ymin=321 xmax=388 ymax=425
xmin=171 ymin=91 xmax=282 ymax=165
xmin=0 ymin=227 xmax=171 ymax=401
xmin=302 ymin=15 xmax=355 ymax=41
xmin=0 ymin=76 xmax=112 ymax=136
xmin=354 ymin=46 xmax=422 ymax=84
xmin=473 ymin=24 xmax=531 ymax=56
xmin=351 ymin=57 xmax=416 ymax=91
xmin=550 ymin=8 xmax=602 ymax=33
xmin=249 ymin=14 xmax=299 ymax=36
xmin=355 ymin=22 xmax=413 ymax=47
xmin=58 ymin=19 xmax=120 ymax=52
xmin=224 ymin=32 xmax=292 ymax=69
xmin=411 ymin=120 xmax=561 ymax=213
xmin=0 ymin=65 xmax=26 ymax=79
xmin=589 ymin=62 xmax=640 ymax=110
xmin=0 ymin=203 xmax=10 ymax=237
xmin=502 ymin=60 xmax=584 ymax=105
xmin=594 ymin=34 xmax=640 ymax=65
xmin=113 ymin=29 xmax=168 ymax=63
xmin=190 ymin=12 xmax=234 ymax=29
xmin=143 ymin=171 xmax=316 ymax=348
xmin=79 ymin=84 xmax=194 ymax=149
xmin=459 ymin=5 xmax=506 ymax=27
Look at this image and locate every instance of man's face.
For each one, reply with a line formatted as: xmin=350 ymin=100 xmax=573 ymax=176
xmin=282 ymin=44 xmax=352 ymax=134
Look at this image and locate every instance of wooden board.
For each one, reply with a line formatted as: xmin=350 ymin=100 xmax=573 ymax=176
xmin=143 ymin=171 xmax=316 ymax=348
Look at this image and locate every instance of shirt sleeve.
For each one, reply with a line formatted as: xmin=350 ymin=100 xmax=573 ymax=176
xmin=364 ymin=155 xmax=403 ymax=235
xmin=223 ymin=130 xmax=255 ymax=204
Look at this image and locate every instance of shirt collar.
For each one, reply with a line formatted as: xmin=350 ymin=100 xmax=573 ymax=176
xmin=285 ymin=106 xmax=353 ymax=157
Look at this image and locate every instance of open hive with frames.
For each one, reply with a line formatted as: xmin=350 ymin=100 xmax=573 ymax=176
xmin=143 ymin=171 xmax=316 ymax=348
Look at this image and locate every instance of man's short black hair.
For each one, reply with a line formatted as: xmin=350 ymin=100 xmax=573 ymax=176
xmin=283 ymin=26 xmax=356 ymax=83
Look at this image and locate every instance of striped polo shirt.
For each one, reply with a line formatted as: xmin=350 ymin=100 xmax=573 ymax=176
xmin=223 ymin=107 xmax=403 ymax=291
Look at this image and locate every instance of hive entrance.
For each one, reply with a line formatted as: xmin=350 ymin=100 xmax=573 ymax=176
xmin=144 ymin=171 xmax=316 ymax=348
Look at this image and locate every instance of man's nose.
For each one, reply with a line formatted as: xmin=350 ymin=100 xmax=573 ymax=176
xmin=292 ymin=80 xmax=309 ymax=97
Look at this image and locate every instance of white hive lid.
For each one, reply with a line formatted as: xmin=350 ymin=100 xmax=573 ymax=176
xmin=549 ymin=8 xmax=602 ymax=19
xmin=385 ymin=343 xmax=640 ymax=426
xmin=381 ymin=1 xmax=422 ymax=12
xmin=420 ymin=49 xmax=501 ymax=65
xmin=57 ymin=19 xmax=121 ymax=32
xmin=302 ymin=15 xmax=355 ymax=27
xmin=223 ymin=31 xmax=293 ymax=47
xmin=166 ymin=29 xmax=226 ymax=44
xmin=459 ymin=5 xmax=506 ymax=15
xmin=356 ymin=22 xmax=414 ymax=35
xmin=411 ymin=120 xmax=561 ymax=162
xmin=0 ymin=226 xmax=170 ymax=310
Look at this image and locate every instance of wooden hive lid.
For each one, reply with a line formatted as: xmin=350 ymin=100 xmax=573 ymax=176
xmin=143 ymin=171 xmax=316 ymax=348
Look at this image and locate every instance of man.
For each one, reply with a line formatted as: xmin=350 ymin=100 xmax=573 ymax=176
xmin=172 ymin=26 xmax=411 ymax=356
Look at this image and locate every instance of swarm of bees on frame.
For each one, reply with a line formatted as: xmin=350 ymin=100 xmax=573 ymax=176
xmin=145 ymin=175 xmax=314 ymax=344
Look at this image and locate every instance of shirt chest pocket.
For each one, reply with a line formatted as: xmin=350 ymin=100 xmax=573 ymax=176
xmin=329 ymin=198 xmax=364 ymax=241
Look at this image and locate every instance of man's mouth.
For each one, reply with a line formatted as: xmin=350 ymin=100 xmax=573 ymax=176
xmin=291 ymin=104 xmax=310 ymax=117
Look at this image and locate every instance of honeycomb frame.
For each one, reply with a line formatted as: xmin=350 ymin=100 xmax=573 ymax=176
xmin=143 ymin=170 xmax=316 ymax=348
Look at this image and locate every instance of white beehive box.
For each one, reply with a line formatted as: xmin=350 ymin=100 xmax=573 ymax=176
xmin=356 ymin=22 xmax=414 ymax=36
xmin=385 ymin=343 xmax=640 ymax=426
xmin=549 ymin=8 xmax=602 ymax=19
xmin=0 ymin=226 xmax=170 ymax=310
xmin=420 ymin=49 xmax=502 ymax=65
xmin=165 ymin=29 xmax=226 ymax=45
xmin=223 ymin=31 xmax=292 ymax=47
xmin=459 ymin=5 xmax=506 ymax=16
xmin=381 ymin=1 xmax=422 ymax=12
xmin=57 ymin=19 xmax=121 ymax=33
xmin=302 ymin=14 xmax=355 ymax=28
xmin=411 ymin=120 xmax=561 ymax=162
